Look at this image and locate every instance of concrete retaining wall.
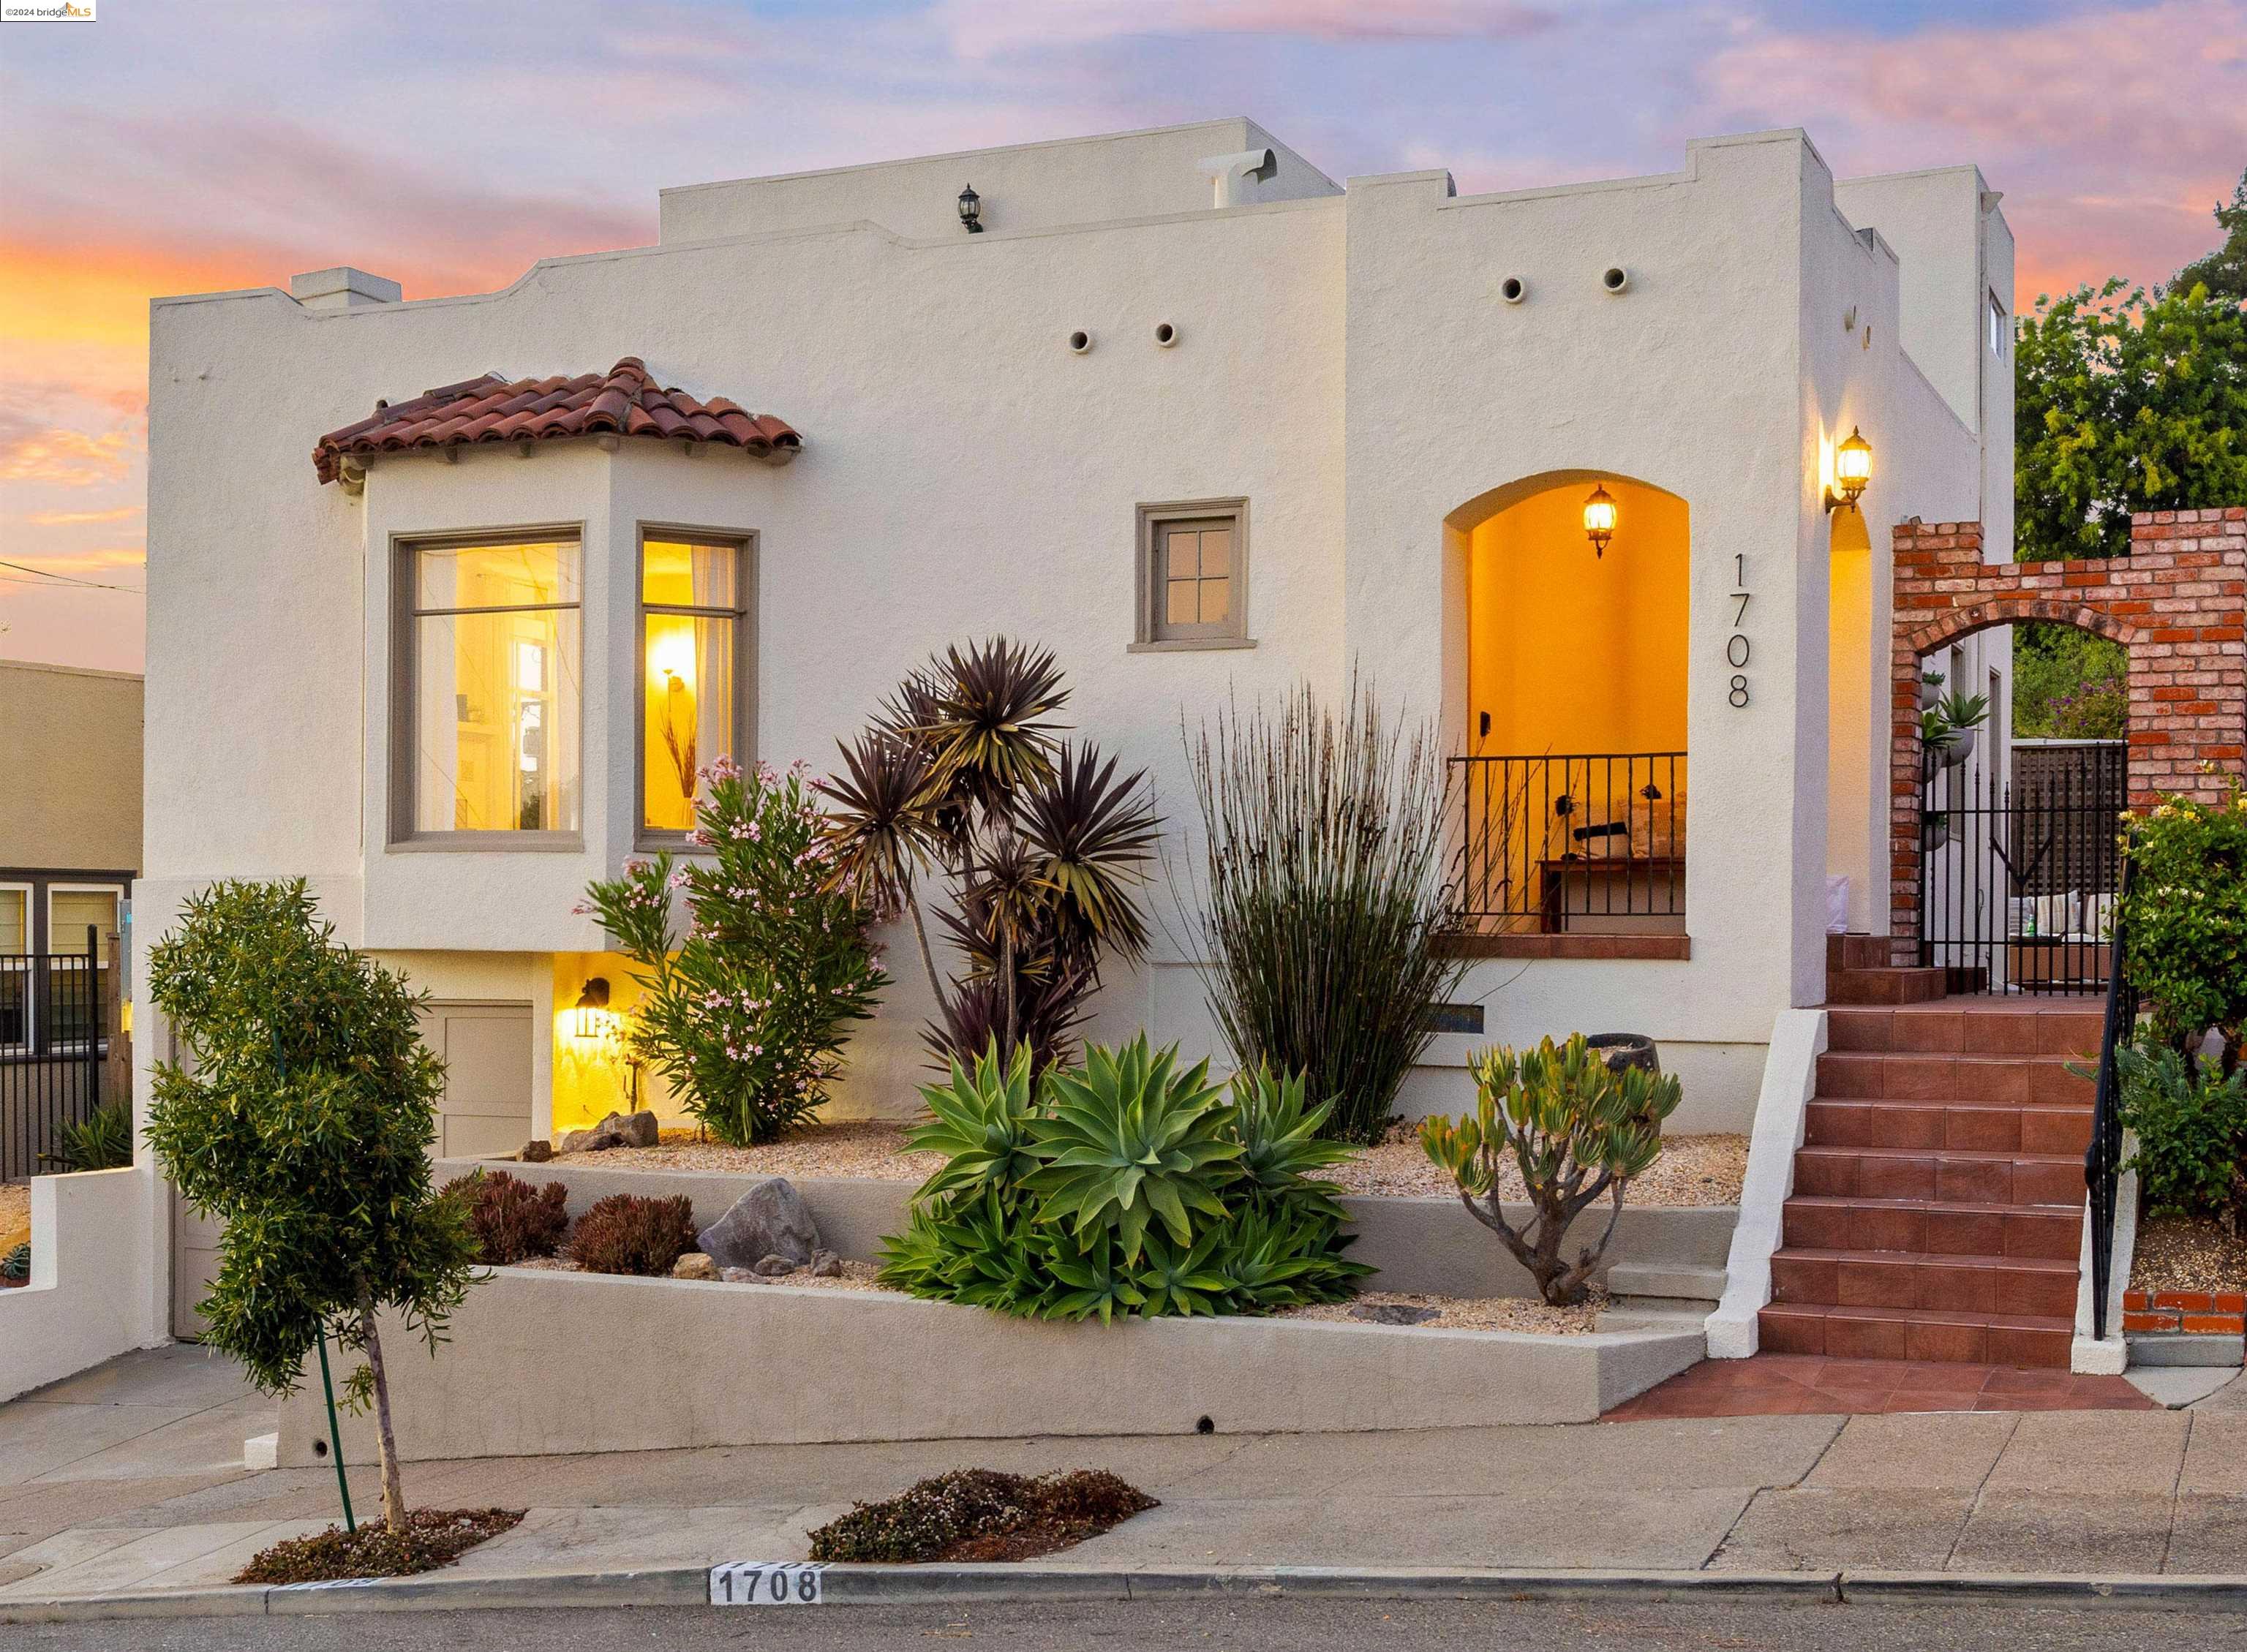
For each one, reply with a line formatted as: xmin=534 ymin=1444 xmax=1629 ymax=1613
xmin=437 ymin=1158 xmax=1737 ymax=1302
xmin=277 ymin=1267 xmax=1705 ymax=1466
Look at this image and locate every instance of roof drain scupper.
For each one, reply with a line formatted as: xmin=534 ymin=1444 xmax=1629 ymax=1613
xmin=1200 ymin=147 xmax=1276 ymax=208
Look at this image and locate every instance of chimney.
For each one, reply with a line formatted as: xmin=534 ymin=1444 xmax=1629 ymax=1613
xmin=289 ymin=267 xmax=402 ymax=312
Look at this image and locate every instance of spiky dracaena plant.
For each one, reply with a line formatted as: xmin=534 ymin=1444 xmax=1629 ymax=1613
xmin=1183 ymin=679 xmax=1470 ymax=1142
xmin=1420 ymin=1034 xmax=1682 ymax=1306
xmin=820 ymin=638 xmax=1162 ymax=1071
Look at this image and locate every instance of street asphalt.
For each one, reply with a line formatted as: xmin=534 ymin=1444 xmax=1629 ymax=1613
xmin=13 ymin=1597 xmax=2247 ymax=1651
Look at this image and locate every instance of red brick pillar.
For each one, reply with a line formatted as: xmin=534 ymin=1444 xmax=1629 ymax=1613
xmin=2123 ymin=508 xmax=2247 ymax=806
xmin=1888 ymin=521 xmax=1984 ymax=962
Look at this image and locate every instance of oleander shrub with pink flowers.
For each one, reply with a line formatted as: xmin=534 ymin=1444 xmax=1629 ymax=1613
xmin=581 ymin=758 xmax=886 ymax=1144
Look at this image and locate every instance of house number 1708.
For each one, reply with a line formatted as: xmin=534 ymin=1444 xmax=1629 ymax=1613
xmin=1727 ymin=554 xmax=1751 ymax=707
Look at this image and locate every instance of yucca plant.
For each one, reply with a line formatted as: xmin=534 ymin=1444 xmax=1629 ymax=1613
xmin=1420 ymin=1033 xmax=1682 ymax=1305
xmin=1025 ymin=1037 xmax=1240 ymax=1263
xmin=820 ymin=638 xmax=1161 ymax=1071
xmin=1183 ymin=679 xmax=1469 ymax=1142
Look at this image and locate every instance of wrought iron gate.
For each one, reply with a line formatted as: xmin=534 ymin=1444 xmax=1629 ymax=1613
xmin=1 ymin=926 xmax=106 ymax=1179
xmin=1917 ymin=753 xmax=2126 ymax=995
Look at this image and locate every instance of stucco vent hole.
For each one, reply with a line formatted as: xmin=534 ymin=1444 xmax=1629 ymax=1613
xmin=1602 ymin=266 xmax=1630 ymax=294
xmin=311 ymin=1438 xmax=328 ymax=1459
xmin=1154 ymin=322 xmax=1179 ymax=348
xmin=1499 ymin=276 xmax=1526 ymax=304
xmin=1068 ymin=330 xmax=1092 ymax=355
xmin=1195 ymin=1415 xmax=1215 ymax=1434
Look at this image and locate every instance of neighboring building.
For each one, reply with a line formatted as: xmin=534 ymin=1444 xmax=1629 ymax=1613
xmin=139 ymin=118 xmax=2014 ymax=1213
xmin=0 ymin=660 xmax=140 ymax=971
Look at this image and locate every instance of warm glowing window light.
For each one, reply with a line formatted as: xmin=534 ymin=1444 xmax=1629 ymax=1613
xmin=641 ymin=538 xmax=746 ymax=834
xmin=1582 ymin=484 xmax=1618 ymax=557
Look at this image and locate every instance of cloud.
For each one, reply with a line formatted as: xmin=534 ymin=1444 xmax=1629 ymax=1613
xmin=938 ymin=0 xmax=1559 ymax=56
xmin=0 ymin=413 xmax=132 ymax=488
xmin=24 ymin=505 xmax=140 ymax=527
xmin=4 ymin=546 xmax=144 ymax=577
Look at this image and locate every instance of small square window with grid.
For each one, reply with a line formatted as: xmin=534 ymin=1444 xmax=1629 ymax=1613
xmin=1137 ymin=500 xmax=1249 ymax=646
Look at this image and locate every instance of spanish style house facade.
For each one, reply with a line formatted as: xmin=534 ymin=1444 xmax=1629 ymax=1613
xmin=135 ymin=116 xmax=2015 ymax=1240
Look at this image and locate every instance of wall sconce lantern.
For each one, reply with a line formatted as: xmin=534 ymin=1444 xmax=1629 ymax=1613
xmin=1582 ymin=484 xmax=1618 ymax=557
xmin=1826 ymin=426 xmax=1872 ymax=513
xmin=957 ymin=184 xmax=984 ymax=233
xmin=570 ymin=976 xmax=612 ymax=1041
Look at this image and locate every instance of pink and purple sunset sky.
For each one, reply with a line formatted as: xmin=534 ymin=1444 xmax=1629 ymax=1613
xmin=1 ymin=0 xmax=2240 ymax=674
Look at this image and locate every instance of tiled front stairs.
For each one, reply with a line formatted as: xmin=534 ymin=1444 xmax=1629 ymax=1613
xmin=1758 ymin=947 xmax=2102 ymax=1369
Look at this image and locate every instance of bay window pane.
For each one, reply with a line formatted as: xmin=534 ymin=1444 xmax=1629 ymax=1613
xmin=642 ymin=539 xmax=738 ymax=608
xmin=644 ymin=611 xmax=736 ymax=831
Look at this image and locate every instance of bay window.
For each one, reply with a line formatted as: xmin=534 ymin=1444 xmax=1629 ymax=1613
xmin=639 ymin=530 xmax=750 ymax=840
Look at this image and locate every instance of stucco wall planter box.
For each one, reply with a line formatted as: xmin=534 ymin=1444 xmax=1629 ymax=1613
xmin=276 ymin=1267 xmax=1706 ymax=1466
xmin=437 ymin=1158 xmax=1738 ymax=1302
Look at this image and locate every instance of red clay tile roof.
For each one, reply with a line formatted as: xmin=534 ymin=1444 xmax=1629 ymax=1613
xmin=312 ymin=356 xmax=801 ymax=483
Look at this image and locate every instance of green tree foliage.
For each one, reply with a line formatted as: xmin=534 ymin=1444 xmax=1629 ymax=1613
xmin=2011 ymin=623 xmax=2128 ymax=740
xmin=2015 ymin=279 xmax=2247 ymax=565
xmin=2120 ymin=776 xmax=2247 ymax=1072
xmin=1420 ymin=1034 xmax=1682 ymax=1305
xmin=878 ymin=1037 xmax=1366 ymax=1321
xmin=143 ymin=880 xmax=478 ymax=1535
xmin=583 ymin=757 xmax=884 ymax=1144
xmin=2173 ymin=167 xmax=2247 ymax=306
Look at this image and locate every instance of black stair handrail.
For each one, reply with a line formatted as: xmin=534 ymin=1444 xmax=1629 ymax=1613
xmin=2083 ymin=834 xmax=2139 ymax=1343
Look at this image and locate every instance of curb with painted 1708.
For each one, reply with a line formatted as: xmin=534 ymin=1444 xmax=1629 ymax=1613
xmin=4 ymin=1562 xmax=2247 ymax=1623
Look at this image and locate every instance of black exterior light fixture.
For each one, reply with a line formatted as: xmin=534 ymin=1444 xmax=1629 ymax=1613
xmin=1826 ymin=426 xmax=1872 ymax=513
xmin=957 ymin=183 xmax=984 ymax=233
xmin=570 ymin=976 xmax=611 ymax=1041
xmin=1582 ymin=483 xmax=1617 ymax=557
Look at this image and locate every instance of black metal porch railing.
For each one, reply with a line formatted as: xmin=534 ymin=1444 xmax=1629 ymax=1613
xmin=1 ymin=927 xmax=107 ymax=1181
xmin=2084 ymin=837 xmax=2139 ymax=1343
xmin=1447 ymin=753 xmax=1685 ymax=933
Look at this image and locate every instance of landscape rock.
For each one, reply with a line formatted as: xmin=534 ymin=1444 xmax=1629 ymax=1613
xmin=698 ymin=1178 xmax=821 ymax=1271
xmin=720 ymin=1267 xmax=756 ymax=1283
xmin=753 ymin=1254 xmax=798 ymax=1277
xmin=1349 ymin=1302 xmax=1442 ymax=1327
xmin=517 ymin=1139 xmax=554 ymax=1163
xmin=614 ymin=1109 xmax=660 ymax=1149
xmin=1585 ymin=1033 xmax=1660 ymax=1076
xmin=560 ymin=1124 xmax=626 ymax=1153
xmin=808 ymin=1249 xmax=843 ymax=1278
xmin=671 ymin=1252 xmax=718 ymax=1281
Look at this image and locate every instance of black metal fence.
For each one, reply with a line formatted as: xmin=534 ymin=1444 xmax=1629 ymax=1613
xmin=1 ymin=927 xmax=106 ymax=1180
xmin=2084 ymin=837 xmax=2139 ymax=1341
xmin=1448 ymin=753 xmax=1686 ymax=933
xmin=1917 ymin=755 xmax=2127 ymax=995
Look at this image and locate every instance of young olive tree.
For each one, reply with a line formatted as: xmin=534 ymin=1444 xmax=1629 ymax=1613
xmin=144 ymin=880 xmax=478 ymax=1535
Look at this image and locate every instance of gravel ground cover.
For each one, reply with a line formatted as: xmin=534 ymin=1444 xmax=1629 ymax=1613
xmin=2131 ymin=1215 xmax=2247 ymax=1296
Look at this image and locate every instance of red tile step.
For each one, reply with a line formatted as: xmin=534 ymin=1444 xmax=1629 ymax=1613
xmin=1813 ymin=1051 xmax=2095 ymax=1106
xmin=1781 ymin=1195 xmax=2081 ymax=1261
xmin=1791 ymin=1144 xmax=2085 ymax=1206
xmin=1804 ymin=1098 xmax=2095 ymax=1156
xmin=1603 ymin=1352 xmax=2154 ymax=1417
xmin=1826 ymin=966 xmax=1947 ymax=1006
xmin=1826 ymin=1004 xmax=2105 ymax=1057
xmin=1755 ymin=1302 xmax=2075 ymax=1368
xmin=1770 ymin=1247 xmax=2079 ymax=1318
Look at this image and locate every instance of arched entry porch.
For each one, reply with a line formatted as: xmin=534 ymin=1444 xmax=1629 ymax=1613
xmin=1445 ymin=472 xmax=1689 ymax=944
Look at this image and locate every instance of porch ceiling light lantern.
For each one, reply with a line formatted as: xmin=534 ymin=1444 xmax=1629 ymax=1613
xmin=569 ymin=976 xmax=613 ymax=1041
xmin=1582 ymin=484 xmax=1618 ymax=557
xmin=1826 ymin=426 xmax=1872 ymax=513
xmin=957 ymin=183 xmax=984 ymax=233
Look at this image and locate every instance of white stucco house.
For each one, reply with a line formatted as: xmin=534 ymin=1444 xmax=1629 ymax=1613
xmin=116 ymin=118 xmax=2017 ymax=1346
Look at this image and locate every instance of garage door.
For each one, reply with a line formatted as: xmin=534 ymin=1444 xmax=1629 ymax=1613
xmin=418 ymin=1000 xmax=533 ymax=1160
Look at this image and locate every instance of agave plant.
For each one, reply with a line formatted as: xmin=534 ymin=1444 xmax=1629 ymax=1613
xmin=904 ymin=1041 xmax=1043 ymax=1202
xmin=1042 ymin=1226 xmax=1145 ymax=1325
xmin=1129 ymin=1227 xmax=1231 ymax=1318
xmin=1420 ymin=1033 xmax=1682 ymax=1305
xmin=1025 ymin=1037 xmax=1241 ymax=1262
xmin=820 ymin=638 xmax=1161 ymax=1070
xmin=1230 ymin=1065 xmax=1353 ymax=1222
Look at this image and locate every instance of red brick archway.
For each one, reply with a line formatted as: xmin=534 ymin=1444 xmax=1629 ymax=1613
xmin=1888 ymin=508 xmax=2247 ymax=954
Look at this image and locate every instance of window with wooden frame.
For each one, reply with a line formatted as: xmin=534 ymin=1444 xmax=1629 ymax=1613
xmin=639 ymin=529 xmax=753 ymax=842
xmin=1134 ymin=499 xmax=1251 ymax=649
xmin=396 ymin=531 xmax=583 ymax=844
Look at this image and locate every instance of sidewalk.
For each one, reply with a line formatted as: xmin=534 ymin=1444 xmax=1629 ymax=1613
xmin=3 ymin=1345 xmax=2244 ymax=1604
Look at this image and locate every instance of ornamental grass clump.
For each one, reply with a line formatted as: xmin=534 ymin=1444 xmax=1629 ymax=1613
xmin=1183 ymin=679 xmax=1469 ymax=1142
xmin=878 ymin=1036 xmax=1366 ymax=1321
xmin=1420 ymin=1033 xmax=1682 ymax=1306
xmin=143 ymin=880 xmax=481 ymax=1538
xmin=583 ymin=756 xmax=886 ymax=1145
